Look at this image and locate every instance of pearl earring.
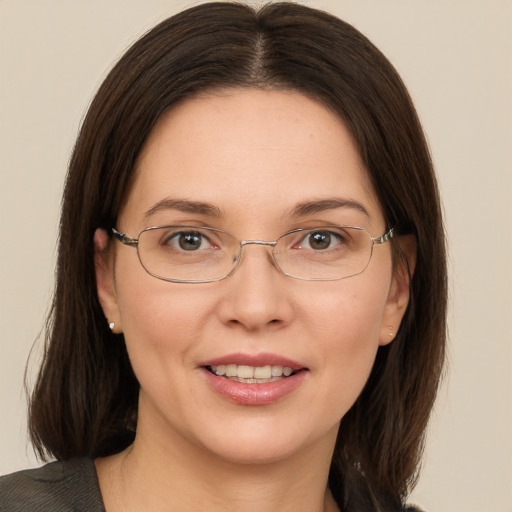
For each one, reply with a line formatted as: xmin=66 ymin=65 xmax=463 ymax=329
xmin=109 ymin=322 xmax=115 ymax=331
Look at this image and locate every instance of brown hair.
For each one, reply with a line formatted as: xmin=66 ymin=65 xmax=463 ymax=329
xmin=29 ymin=3 xmax=447 ymax=511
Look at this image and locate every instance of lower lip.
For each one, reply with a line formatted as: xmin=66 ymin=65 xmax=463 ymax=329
xmin=202 ymin=368 xmax=308 ymax=405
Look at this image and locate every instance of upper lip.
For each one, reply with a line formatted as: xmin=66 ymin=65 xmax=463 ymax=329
xmin=199 ymin=352 xmax=307 ymax=371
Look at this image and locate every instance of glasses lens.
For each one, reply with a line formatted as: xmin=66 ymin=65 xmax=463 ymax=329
xmin=137 ymin=226 xmax=239 ymax=282
xmin=274 ymin=226 xmax=372 ymax=280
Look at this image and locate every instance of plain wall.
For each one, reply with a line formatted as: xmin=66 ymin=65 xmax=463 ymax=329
xmin=1 ymin=1 xmax=511 ymax=511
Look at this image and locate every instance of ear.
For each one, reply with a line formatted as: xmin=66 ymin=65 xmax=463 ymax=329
xmin=379 ymin=235 xmax=416 ymax=346
xmin=94 ymin=228 xmax=122 ymax=333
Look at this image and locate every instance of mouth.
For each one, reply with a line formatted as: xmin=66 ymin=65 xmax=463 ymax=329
xmin=200 ymin=354 xmax=308 ymax=404
xmin=205 ymin=364 xmax=297 ymax=384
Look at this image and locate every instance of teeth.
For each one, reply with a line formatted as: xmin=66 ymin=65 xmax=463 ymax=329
xmin=225 ymin=364 xmax=236 ymax=377
xmin=238 ymin=365 xmax=254 ymax=379
xmin=211 ymin=364 xmax=294 ymax=381
xmin=254 ymin=365 xmax=271 ymax=379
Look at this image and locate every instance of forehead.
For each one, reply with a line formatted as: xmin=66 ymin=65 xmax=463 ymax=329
xmin=121 ymin=89 xmax=384 ymax=232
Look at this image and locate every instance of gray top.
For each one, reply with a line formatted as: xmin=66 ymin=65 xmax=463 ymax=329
xmin=0 ymin=457 xmax=424 ymax=511
xmin=0 ymin=458 xmax=105 ymax=512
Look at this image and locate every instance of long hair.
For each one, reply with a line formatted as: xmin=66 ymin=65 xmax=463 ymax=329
xmin=29 ymin=3 xmax=447 ymax=510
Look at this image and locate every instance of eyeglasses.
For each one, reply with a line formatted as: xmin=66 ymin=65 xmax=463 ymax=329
xmin=112 ymin=225 xmax=393 ymax=283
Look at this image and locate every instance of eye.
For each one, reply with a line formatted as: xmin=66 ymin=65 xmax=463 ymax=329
xmin=165 ymin=230 xmax=211 ymax=251
xmin=300 ymin=230 xmax=343 ymax=250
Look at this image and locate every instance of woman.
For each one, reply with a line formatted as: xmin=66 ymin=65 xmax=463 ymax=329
xmin=0 ymin=2 xmax=446 ymax=511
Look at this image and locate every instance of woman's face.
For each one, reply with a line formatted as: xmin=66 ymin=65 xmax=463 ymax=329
xmin=96 ymin=89 xmax=410 ymax=465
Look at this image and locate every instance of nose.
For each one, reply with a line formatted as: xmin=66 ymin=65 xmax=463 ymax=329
xmin=217 ymin=243 xmax=294 ymax=331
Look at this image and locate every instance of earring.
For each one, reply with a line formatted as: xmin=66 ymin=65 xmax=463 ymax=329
xmin=388 ymin=325 xmax=394 ymax=339
xmin=109 ymin=322 xmax=115 ymax=331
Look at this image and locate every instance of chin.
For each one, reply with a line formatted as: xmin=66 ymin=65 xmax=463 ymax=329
xmin=191 ymin=417 xmax=339 ymax=467
xmin=205 ymin=438 xmax=306 ymax=466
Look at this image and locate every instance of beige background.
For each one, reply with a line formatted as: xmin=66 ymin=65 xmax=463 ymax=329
xmin=1 ymin=1 xmax=511 ymax=511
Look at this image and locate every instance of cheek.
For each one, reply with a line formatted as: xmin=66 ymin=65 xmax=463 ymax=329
xmin=303 ymin=279 xmax=389 ymax=411
xmin=307 ymin=277 xmax=389 ymax=348
xmin=113 ymin=257 xmax=215 ymax=375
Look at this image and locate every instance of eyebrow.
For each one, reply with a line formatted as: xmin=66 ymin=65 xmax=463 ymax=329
xmin=143 ymin=197 xmax=369 ymax=221
xmin=289 ymin=198 xmax=370 ymax=218
xmin=144 ymin=198 xmax=222 ymax=219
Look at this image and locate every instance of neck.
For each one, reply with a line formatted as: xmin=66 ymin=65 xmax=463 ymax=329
xmin=96 ymin=416 xmax=340 ymax=512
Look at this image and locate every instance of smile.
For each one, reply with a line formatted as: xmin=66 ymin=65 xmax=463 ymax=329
xmin=200 ymin=353 xmax=308 ymax=404
xmin=206 ymin=364 xmax=294 ymax=383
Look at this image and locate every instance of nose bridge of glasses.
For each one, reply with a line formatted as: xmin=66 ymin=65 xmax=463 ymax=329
xmin=232 ymin=239 xmax=278 ymax=266
xmin=240 ymin=239 xmax=278 ymax=248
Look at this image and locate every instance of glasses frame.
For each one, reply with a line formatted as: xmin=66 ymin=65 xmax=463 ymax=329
xmin=111 ymin=225 xmax=394 ymax=283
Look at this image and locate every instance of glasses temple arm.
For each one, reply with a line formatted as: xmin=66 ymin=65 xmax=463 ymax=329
xmin=112 ymin=228 xmax=139 ymax=247
xmin=374 ymin=227 xmax=394 ymax=245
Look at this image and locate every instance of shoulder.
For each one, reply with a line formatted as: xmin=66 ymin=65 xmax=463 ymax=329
xmin=0 ymin=458 xmax=105 ymax=512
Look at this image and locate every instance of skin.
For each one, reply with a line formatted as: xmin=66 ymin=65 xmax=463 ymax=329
xmin=94 ymin=89 xmax=412 ymax=512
